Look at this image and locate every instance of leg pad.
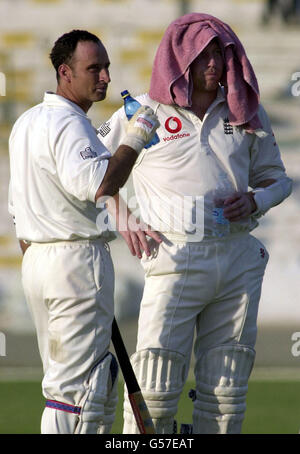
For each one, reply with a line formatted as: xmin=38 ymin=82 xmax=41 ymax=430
xmin=123 ymin=348 xmax=186 ymax=434
xmin=193 ymin=344 xmax=255 ymax=434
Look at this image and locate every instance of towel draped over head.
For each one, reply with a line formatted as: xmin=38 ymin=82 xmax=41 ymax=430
xmin=148 ymin=13 xmax=262 ymax=133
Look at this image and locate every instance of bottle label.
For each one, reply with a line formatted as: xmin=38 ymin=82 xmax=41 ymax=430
xmin=212 ymin=207 xmax=229 ymax=225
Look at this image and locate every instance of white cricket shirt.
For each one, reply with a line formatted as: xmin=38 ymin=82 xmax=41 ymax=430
xmin=9 ymin=92 xmax=111 ymax=242
xmin=99 ymin=89 xmax=288 ymax=240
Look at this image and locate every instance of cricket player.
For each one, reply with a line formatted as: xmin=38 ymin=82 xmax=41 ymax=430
xmin=8 ymin=29 xmax=160 ymax=434
xmin=100 ymin=14 xmax=293 ymax=434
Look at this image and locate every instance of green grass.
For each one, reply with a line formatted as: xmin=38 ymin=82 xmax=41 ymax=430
xmin=243 ymin=381 xmax=300 ymax=434
xmin=0 ymin=379 xmax=300 ymax=434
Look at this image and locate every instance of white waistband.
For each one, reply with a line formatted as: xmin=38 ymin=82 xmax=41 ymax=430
xmin=162 ymin=231 xmax=249 ymax=244
xmin=30 ymin=237 xmax=107 ymax=247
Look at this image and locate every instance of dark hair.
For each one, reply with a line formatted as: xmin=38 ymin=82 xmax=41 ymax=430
xmin=49 ymin=29 xmax=100 ymax=81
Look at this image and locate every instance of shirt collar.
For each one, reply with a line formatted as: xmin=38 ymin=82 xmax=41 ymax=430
xmin=43 ymin=91 xmax=88 ymax=118
xmin=207 ymin=85 xmax=226 ymax=112
xmin=177 ymin=85 xmax=226 ymax=120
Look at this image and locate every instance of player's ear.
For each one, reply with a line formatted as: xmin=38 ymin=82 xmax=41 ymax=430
xmin=58 ymin=64 xmax=72 ymax=83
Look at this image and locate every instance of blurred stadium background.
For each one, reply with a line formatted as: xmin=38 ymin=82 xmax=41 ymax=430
xmin=0 ymin=0 xmax=300 ymax=433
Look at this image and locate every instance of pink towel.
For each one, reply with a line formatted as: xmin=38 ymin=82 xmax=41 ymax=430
xmin=149 ymin=13 xmax=262 ymax=132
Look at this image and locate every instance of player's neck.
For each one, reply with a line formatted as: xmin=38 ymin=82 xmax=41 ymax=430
xmin=56 ymin=86 xmax=92 ymax=113
xmin=190 ymin=89 xmax=218 ymax=120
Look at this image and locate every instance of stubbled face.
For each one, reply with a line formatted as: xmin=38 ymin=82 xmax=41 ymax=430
xmin=67 ymin=40 xmax=111 ymax=110
xmin=190 ymin=39 xmax=224 ymax=94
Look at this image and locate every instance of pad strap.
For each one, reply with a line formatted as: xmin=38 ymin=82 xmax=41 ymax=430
xmin=45 ymin=399 xmax=81 ymax=415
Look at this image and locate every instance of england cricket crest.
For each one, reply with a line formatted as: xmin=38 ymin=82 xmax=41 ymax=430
xmin=223 ymin=117 xmax=233 ymax=135
xmin=98 ymin=121 xmax=111 ymax=137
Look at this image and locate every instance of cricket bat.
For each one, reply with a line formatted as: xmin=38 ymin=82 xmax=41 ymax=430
xmin=111 ymin=317 xmax=156 ymax=434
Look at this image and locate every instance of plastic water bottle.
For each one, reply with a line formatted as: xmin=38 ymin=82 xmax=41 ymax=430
xmin=121 ymin=89 xmax=160 ymax=149
xmin=212 ymin=172 xmax=234 ymax=238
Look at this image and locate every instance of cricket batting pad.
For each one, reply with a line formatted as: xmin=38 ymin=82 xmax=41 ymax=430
xmin=123 ymin=348 xmax=186 ymax=434
xmin=193 ymin=344 xmax=255 ymax=434
xmin=75 ymin=352 xmax=118 ymax=434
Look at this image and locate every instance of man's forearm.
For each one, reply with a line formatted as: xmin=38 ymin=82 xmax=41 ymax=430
xmin=19 ymin=240 xmax=31 ymax=255
xmin=254 ymin=178 xmax=276 ymax=189
xmin=247 ymin=179 xmax=277 ymax=213
xmin=95 ymin=145 xmax=137 ymax=201
xmin=95 ymin=104 xmax=159 ymax=201
xmin=106 ymin=193 xmax=132 ymax=231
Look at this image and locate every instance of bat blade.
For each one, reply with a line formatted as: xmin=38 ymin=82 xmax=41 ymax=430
xmin=128 ymin=391 xmax=155 ymax=434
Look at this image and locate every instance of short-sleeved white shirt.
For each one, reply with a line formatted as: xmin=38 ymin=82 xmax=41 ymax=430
xmin=100 ymin=89 xmax=288 ymax=240
xmin=8 ymin=92 xmax=111 ymax=242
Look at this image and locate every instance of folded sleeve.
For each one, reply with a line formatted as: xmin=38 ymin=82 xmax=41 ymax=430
xmin=97 ymin=107 xmax=127 ymax=154
xmin=8 ymin=180 xmax=15 ymax=217
xmin=249 ymin=105 xmax=288 ymax=188
xmin=53 ymin=115 xmax=111 ymax=202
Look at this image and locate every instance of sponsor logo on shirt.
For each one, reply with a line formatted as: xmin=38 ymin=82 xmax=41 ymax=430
xmin=163 ymin=132 xmax=190 ymax=142
xmin=80 ymin=146 xmax=97 ymax=160
xmin=165 ymin=116 xmax=182 ymax=133
xmin=163 ymin=116 xmax=190 ymax=142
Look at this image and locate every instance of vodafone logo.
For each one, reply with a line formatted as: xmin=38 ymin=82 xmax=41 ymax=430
xmin=163 ymin=116 xmax=190 ymax=142
xmin=165 ymin=117 xmax=182 ymax=134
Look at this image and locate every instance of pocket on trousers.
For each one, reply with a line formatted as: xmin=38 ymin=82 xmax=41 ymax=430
xmin=91 ymin=245 xmax=106 ymax=292
xmin=140 ymin=239 xmax=161 ymax=277
xmin=21 ymin=243 xmax=33 ymax=272
xmin=141 ymin=240 xmax=187 ymax=278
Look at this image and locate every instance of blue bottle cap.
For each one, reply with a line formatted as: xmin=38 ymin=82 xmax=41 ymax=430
xmin=121 ymin=90 xmax=129 ymax=98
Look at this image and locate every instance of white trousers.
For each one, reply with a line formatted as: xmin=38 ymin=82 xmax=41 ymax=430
xmin=128 ymin=233 xmax=269 ymax=433
xmin=21 ymin=239 xmax=115 ymax=433
xmin=137 ymin=233 xmax=268 ymax=355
